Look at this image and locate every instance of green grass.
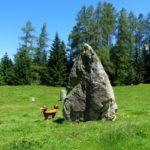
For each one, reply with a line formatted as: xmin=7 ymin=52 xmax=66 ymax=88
xmin=0 ymin=84 xmax=150 ymax=150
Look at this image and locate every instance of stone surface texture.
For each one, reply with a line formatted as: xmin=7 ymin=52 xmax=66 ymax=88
xmin=60 ymin=89 xmax=67 ymax=101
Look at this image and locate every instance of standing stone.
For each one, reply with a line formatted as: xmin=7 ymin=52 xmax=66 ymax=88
xmin=60 ymin=89 xmax=67 ymax=101
xmin=63 ymin=43 xmax=117 ymax=121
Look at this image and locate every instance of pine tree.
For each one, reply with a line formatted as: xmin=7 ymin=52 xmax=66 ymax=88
xmin=111 ymin=8 xmax=133 ymax=85
xmin=0 ymin=53 xmax=15 ymax=85
xmin=60 ymin=41 xmax=68 ymax=84
xmin=128 ymin=12 xmax=137 ymax=59
xmin=96 ymin=2 xmax=116 ymax=77
xmin=0 ymin=53 xmax=4 ymax=85
xmin=68 ymin=2 xmax=116 ymax=78
xmin=127 ymin=11 xmax=139 ymax=84
xmin=94 ymin=1 xmax=103 ymax=50
xmin=142 ymin=13 xmax=150 ymax=83
xmin=14 ymin=46 xmax=32 ymax=85
xmin=33 ymin=23 xmax=49 ymax=84
xmin=20 ymin=21 xmax=35 ymax=57
xmin=68 ymin=5 xmax=94 ymax=70
xmin=134 ymin=13 xmax=146 ymax=83
xmin=68 ymin=25 xmax=82 ymax=71
xmin=101 ymin=2 xmax=116 ymax=46
xmin=142 ymin=45 xmax=150 ymax=83
xmin=127 ymin=11 xmax=142 ymax=84
xmin=48 ymin=33 xmax=68 ymax=86
xmin=36 ymin=23 xmax=49 ymax=65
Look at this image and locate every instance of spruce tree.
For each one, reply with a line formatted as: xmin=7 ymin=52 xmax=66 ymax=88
xmin=68 ymin=25 xmax=82 ymax=71
xmin=0 ymin=53 xmax=4 ymax=85
xmin=134 ymin=13 xmax=146 ymax=83
xmin=60 ymin=41 xmax=68 ymax=84
xmin=93 ymin=1 xmax=103 ymax=50
xmin=33 ymin=23 xmax=49 ymax=84
xmin=127 ymin=12 xmax=141 ymax=84
xmin=37 ymin=23 xmax=49 ymax=65
xmin=127 ymin=11 xmax=139 ymax=83
xmin=128 ymin=12 xmax=137 ymax=59
xmin=0 ymin=53 xmax=15 ymax=85
xmin=111 ymin=8 xmax=133 ymax=85
xmin=69 ymin=2 xmax=116 ymax=78
xmin=101 ymin=2 xmax=116 ymax=46
xmin=20 ymin=21 xmax=35 ymax=57
xmin=48 ymin=33 xmax=68 ymax=86
xmin=68 ymin=5 xmax=94 ymax=69
xmin=14 ymin=46 xmax=32 ymax=85
xmin=142 ymin=44 xmax=150 ymax=83
xmin=97 ymin=2 xmax=116 ymax=77
xmin=142 ymin=13 xmax=150 ymax=83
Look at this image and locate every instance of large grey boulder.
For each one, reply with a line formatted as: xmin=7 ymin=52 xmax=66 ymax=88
xmin=63 ymin=43 xmax=117 ymax=121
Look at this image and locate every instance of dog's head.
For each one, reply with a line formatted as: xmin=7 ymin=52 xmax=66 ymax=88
xmin=40 ymin=105 xmax=48 ymax=111
xmin=54 ymin=104 xmax=59 ymax=109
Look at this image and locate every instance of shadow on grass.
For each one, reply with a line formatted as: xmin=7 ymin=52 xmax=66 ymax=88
xmin=53 ymin=118 xmax=65 ymax=124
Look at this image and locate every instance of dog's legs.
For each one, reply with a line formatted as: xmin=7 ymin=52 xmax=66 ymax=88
xmin=52 ymin=113 xmax=56 ymax=118
xmin=44 ymin=114 xmax=49 ymax=120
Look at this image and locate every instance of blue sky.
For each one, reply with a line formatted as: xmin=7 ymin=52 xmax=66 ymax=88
xmin=0 ymin=0 xmax=150 ymax=59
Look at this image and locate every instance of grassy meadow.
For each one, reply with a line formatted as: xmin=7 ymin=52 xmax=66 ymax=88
xmin=0 ymin=84 xmax=150 ymax=150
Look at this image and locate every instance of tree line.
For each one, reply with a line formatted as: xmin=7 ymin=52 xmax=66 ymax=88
xmin=0 ymin=22 xmax=68 ymax=86
xmin=69 ymin=1 xmax=150 ymax=85
xmin=0 ymin=1 xmax=150 ymax=86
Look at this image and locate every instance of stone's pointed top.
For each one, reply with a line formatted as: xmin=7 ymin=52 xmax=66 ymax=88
xmin=81 ymin=43 xmax=97 ymax=62
xmin=63 ymin=43 xmax=117 ymax=122
xmin=82 ymin=43 xmax=95 ymax=55
xmin=83 ymin=43 xmax=92 ymax=50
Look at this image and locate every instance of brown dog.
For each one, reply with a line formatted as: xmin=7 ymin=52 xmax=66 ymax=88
xmin=41 ymin=105 xmax=59 ymax=120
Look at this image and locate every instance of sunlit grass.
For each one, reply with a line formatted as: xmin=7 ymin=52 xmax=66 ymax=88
xmin=0 ymin=84 xmax=150 ymax=149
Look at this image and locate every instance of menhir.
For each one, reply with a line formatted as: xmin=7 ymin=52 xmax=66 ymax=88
xmin=63 ymin=43 xmax=117 ymax=121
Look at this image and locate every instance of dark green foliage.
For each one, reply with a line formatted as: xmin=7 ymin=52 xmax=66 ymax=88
xmin=127 ymin=11 xmax=137 ymax=59
xmin=38 ymin=66 xmax=49 ymax=85
xmin=68 ymin=2 xmax=149 ymax=85
xmin=127 ymin=12 xmax=140 ymax=84
xmin=33 ymin=23 xmax=49 ymax=84
xmin=68 ymin=5 xmax=95 ymax=67
xmin=97 ymin=46 xmax=113 ymax=76
xmin=0 ymin=53 xmax=15 ymax=85
xmin=0 ymin=73 xmax=4 ymax=85
xmin=0 ymin=1 xmax=149 ymax=86
xmin=111 ymin=9 xmax=135 ymax=85
xmin=142 ymin=13 xmax=150 ymax=83
xmin=69 ymin=2 xmax=116 ymax=78
xmin=0 ymin=55 xmax=4 ymax=85
xmin=14 ymin=46 xmax=32 ymax=85
xmin=33 ymin=48 xmax=42 ymax=66
xmin=17 ymin=21 xmax=35 ymax=85
xmin=100 ymin=2 xmax=116 ymax=46
xmin=48 ymin=34 xmax=68 ymax=86
xmin=31 ymin=65 xmax=49 ymax=85
xmin=95 ymin=2 xmax=116 ymax=77
xmin=142 ymin=45 xmax=150 ymax=83
xmin=133 ymin=14 xmax=146 ymax=83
